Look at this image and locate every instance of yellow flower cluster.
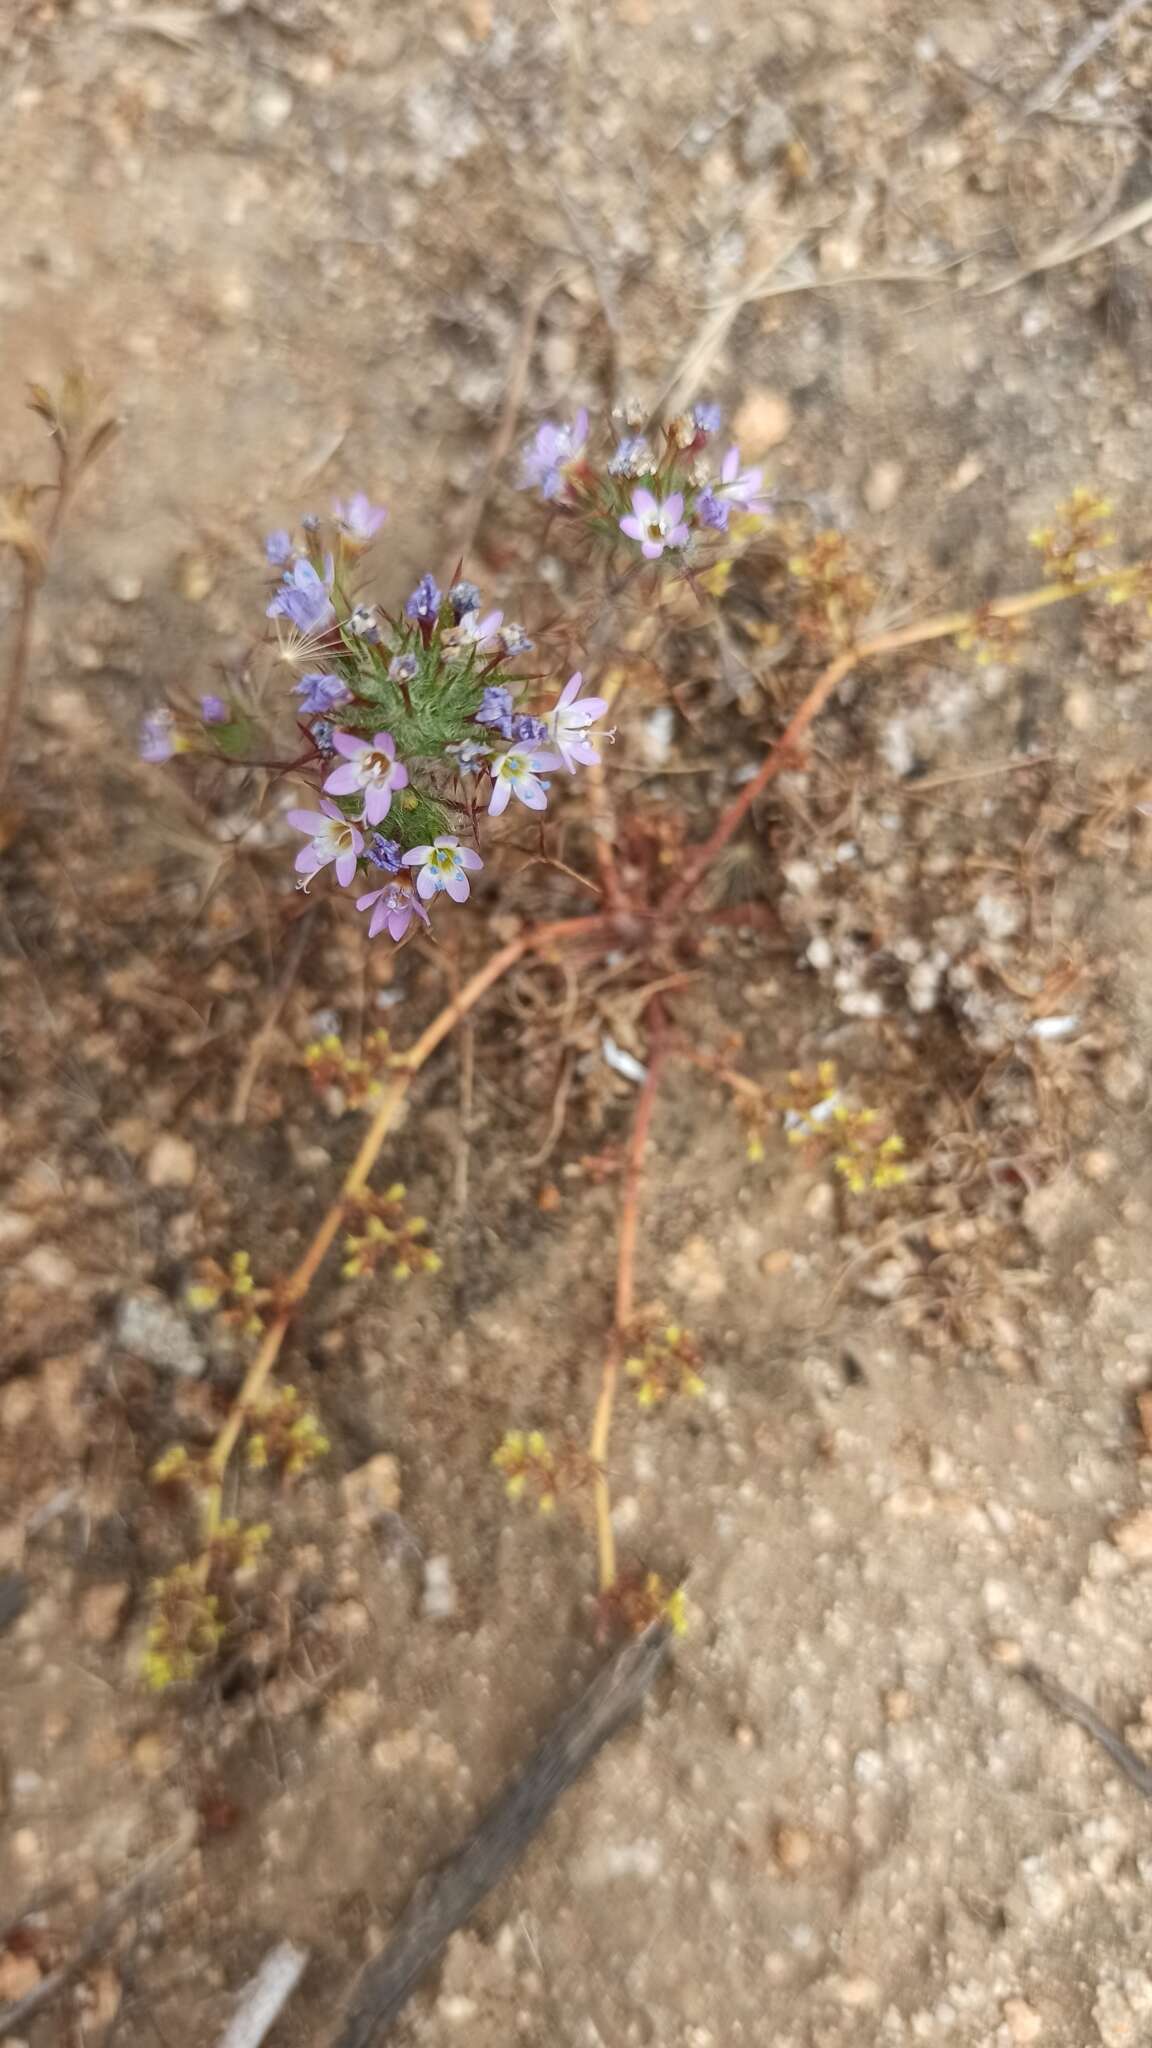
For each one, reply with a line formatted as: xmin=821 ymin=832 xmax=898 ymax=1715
xmin=625 ymin=1324 xmax=706 ymax=1410
xmin=787 ymin=530 xmax=876 ymax=645
xmin=954 ymin=608 xmax=1028 ymax=668
xmin=303 ymin=1027 xmax=394 ymax=1110
xmin=1030 ymin=487 xmax=1115 ymax=583
xmin=604 ymin=1567 xmax=689 ymax=1639
xmin=185 ymin=1249 xmax=272 ymax=1338
xmin=342 ymin=1183 xmax=442 ymax=1283
xmin=782 ymin=1063 xmax=909 ymax=1193
xmin=245 ymin=1385 xmax=330 ymax=1478
xmin=492 ymin=1429 xmax=558 ymax=1514
xmin=142 ymin=1564 xmax=222 ymax=1691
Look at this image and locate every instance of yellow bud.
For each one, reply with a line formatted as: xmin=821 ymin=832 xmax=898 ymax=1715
xmin=746 ymin=1134 xmax=765 ymax=1164
xmin=538 ymin=1493 xmax=557 ymax=1516
xmin=505 ymin=1473 xmax=526 ymax=1501
xmin=185 ymin=1283 xmax=222 ymax=1313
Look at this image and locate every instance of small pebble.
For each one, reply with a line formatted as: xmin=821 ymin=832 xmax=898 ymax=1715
xmin=145 ymin=1134 xmax=198 ymax=1189
xmin=862 ymin=459 xmax=904 ymax=513
xmin=422 ymin=1555 xmax=457 ymax=1620
xmin=1112 ymin=1508 xmax=1152 ymax=1563
xmin=341 ymin=1453 xmax=402 ymax=1528
xmin=1003 ymin=2000 xmax=1043 ymax=2044
xmin=80 ymin=1581 xmax=130 ymax=1644
xmin=774 ymin=1824 xmax=812 ymax=1873
xmin=731 ymin=389 xmax=793 ymax=453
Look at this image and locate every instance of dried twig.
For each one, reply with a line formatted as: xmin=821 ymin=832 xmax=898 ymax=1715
xmin=451 ymin=264 xmax=576 ymax=573
xmin=982 ymin=188 xmax=1152 ymax=295
xmin=589 ymin=1004 xmax=669 ymax=1591
xmin=216 ymin=1941 xmax=310 ymax=2048
xmin=0 ymin=1824 xmax=194 ymax=2036
xmin=229 ymin=910 xmax=314 ymax=1125
xmin=1019 ymin=1661 xmax=1152 ymax=1797
xmin=333 ymin=1624 xmax=670 ymax=2048
xmin=200 ymin=916 xmax=607 ymax=1541
xmin=1012 ymin=0 xmax=1149 ymax=123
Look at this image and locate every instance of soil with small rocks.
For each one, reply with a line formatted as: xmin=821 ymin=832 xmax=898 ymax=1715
xmin=4 ymin=3 xmax=1152 ymax=2046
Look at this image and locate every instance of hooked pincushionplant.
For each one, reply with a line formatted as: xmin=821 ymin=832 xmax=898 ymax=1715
xmin=125 ymin=396 xmax=1152 ymax=1683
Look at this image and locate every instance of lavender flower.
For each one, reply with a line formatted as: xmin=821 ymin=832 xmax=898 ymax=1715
xmin=139 ymin=709 xmax=178 ymax=763
xmin=545 ymin=670 xmax=609 ymax=773
xmin=511 ymin=713 xmax=548 ymax=745
xmin=267 ymin=556 xmax=336 ymax=633
xmin=519 ymin=409 xmax=589 ymax=500
xmin=619 ymin=487 xmax=691 ymax=561
xmin=474 ymin=685 xmax=514 ymax=738
xmin=345 ymin=605 xmax=381 ymax=642
xmin=497 ymin=623 xmax=533 ymax=658
xmin=294 ymin=671 xmax=351 ymax=716
xmin=445 ymin=607 xmax=503 ymax=656
xmin=200 ymin=694 xmax=228 ymax=724
xmin=333 ymin=492 xmax=387 ymax=544
xmin=693 ymin=402 xmax=723 ymax=436
xmin=488 ymin=745 xmax=560 ymax=818
xmin=356 ymin=876 xmax=430 ymax=944
xmin=448 ymin=579 xmax=482 ymax=621
xmin=712 ymin=446 xmax=773 ymax=516
xmin=311 ymin=720 xmax=336 ymax=756
xmin=323 ymin=728 xmax=409 ymax=827
xmin=608 ymin=435 xmax=653 ymax=478
xmin=404 ymin=574 xmax=442 ymax=625
xmin=389 ymin=653 xmax=419 ymax=684
xmin=287 ymin=798 xmax=364 ymax=889
xmin=366 ymin=834 xmax=402 ymax=872
xmin=301 ymin=514 xmax=321 ymax=535
xmin=403 ymin=836 xmax=483 ymax=905
xmin=695 ymin=485 xmax=729 ymax=532
xmin=446 ymin=738 xmax=492 ymax=775
xmin=264 ymin=529 xmax=293 ymax=566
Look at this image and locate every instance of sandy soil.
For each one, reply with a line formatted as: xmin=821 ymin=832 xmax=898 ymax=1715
xmin=4 ymin=2 xmax=1152 ymax=2044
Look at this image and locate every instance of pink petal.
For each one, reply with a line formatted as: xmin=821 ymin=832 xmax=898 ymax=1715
xmin=330 ymin=730 xmax=364 ymax=759
xmin=518 ymin=778 xmax=548 ymax=811
xmin=324 ymin=764 xmax=361 ymax=795
xmin=391 ymin=762 xmax=409 ymax=791
xmin=458 ymin=847 xmax=484 ymax=871
xmin=570 ymin=737 xmax=599 ymax=767
xmin=559 ymin=671 xmax=583 ymax=706
xmin=386 ymin=909 xmax=410 ymax=941
xmin=488 ymin=778 xmax=511 ymax=817
xmin=445 ymin=871 xmax=470 ymax=903
xmin=619 ymin=515 xmax=645 ymax=542
xmin=722 ymin=446 xmax=740 ymax=484
xmin=641 ymin=539 xmax=664 ymax=560
xmin=294 ymin=847 xmax=321 ymax=874
xmin=335 ymin=849 xmax=359 ymax=887
xmin=403 ymin=845 xmax=431 ymax=865
xmin=363 ymin=786 xmax=391 ymax=825
xmin=529 ymin=750 xmax=563 ymax=772
xmin=368 ymin=901 xmax=388 ymax=939
xmin=372 ymin=731 xmax=395 ymax=758
xmin=569 ymin=697 xmax=607 ymax=722
xmin=286 ymin=808 xmax=329 ymax=833
xmin=632 ymin=487 xmax=658 ymax=519
xmin=416 ymin=867 xmax=438 ymax=900
xmin=356 ymin=888 xmax=383 ymax=912
xmin=663 ymin=493 xmax=684 ymax=523
xmin=669 ymin=523 xmax=691 ymax=548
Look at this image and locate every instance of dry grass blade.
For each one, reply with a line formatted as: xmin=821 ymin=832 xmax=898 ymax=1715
xmin=982 ymin=190 xmax=1152 ymax=296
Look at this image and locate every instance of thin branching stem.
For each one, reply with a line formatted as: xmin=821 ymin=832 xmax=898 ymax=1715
xmin=662 ymin=560 xmax=1146 ymax=915
xmin=588 ymin=1002 xmax=668 ymax=1593
xmin=199 ymin=915 xmax=606 ymax=1542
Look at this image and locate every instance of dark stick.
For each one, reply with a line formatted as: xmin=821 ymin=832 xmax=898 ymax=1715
xmin=1019 ymin=1662 xmax=1152 ymax=1798
xmin=332 ymin=1624 xmax=671 ymax=2048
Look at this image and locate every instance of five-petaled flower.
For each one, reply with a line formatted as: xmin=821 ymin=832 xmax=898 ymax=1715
xmin=294 ymin=671 xmax=350 ymax=716
xmin=619 ymin=487 xmax=690 ymax=560
xmin=519 ymin=410 xmax=589 ymax=501
xmin=445 ymin=607 xmax=503 ymax=655
xmin=323 ymin=729 xmax=409 ymax=826
xmin=488 ymin=746 xmax=559 ymax=817
xmin=267 ymin=556 xmax=336 ymax=633
xmin=403 ymin=836 xmax=483 ymax=904
xmin=333 ymin=492 xmax=387 ymax=544
xmin=287 ymin=798 xmax=364 ymax=889
xmin=356 ymin=875 xmax=430 ymax=943
xmin=711 ymin=445 xmax=773 ymax=515
xmin=546 ymin=671 xmax=608 ymax=773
